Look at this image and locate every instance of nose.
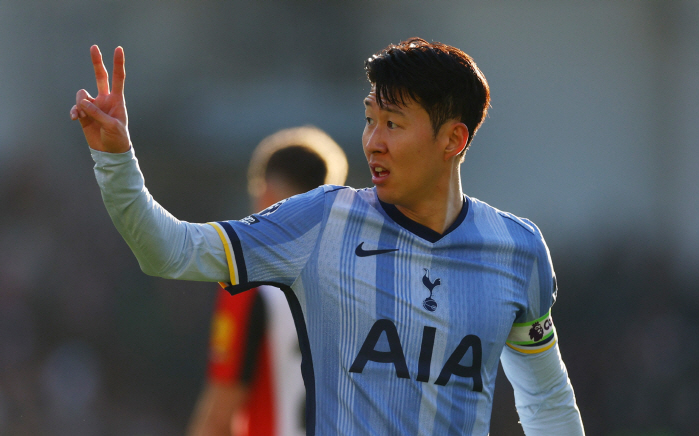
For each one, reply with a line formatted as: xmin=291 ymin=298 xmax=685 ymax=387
xmin=363 ymin=124 xmax=387 ymax=155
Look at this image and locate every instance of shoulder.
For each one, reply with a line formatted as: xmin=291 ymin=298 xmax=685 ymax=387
xmin=321 ymin=184 xmax=373 ymax=198
xmin=319 ymin=185 xmax=378 ymax=209
xmin=252 ymin=185 xmax=373 ymax=225
xmin=249 ymin=185 xmax=343 ymax=219
xmin=321 ymin=184 xmax=350 ymax=194
xmin=468 ymin=196 xmax=545 ymax=243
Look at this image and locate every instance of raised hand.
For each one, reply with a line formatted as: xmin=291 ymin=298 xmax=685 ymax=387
xmin=70 ymin=45 xmax=131 ymax=153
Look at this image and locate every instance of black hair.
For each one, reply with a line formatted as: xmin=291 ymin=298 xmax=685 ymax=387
xmin=365 ymin=37 xmax=490 ymax=151
xmin=265 ymin=145 xmax=328 ymax=194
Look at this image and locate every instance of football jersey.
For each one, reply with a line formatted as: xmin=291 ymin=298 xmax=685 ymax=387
xmin=208 ymin=185 xmax=557 ymax=436
xmin=207 ymin=285 xmax=305 ymax=436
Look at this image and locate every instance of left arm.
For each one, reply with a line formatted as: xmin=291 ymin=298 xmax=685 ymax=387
xmin=500 ymin=339 xmax=584 ymax=435
xmin=503 ymin=218 xmax=584 ymax=435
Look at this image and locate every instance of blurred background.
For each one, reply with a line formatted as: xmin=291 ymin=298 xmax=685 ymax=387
xmin=1 ymin=1 xmax=698 ymax=435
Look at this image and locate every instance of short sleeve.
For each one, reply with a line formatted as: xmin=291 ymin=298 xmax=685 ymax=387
xmin=506 ymin=219 xmax=558 ymax=354
xmin=207 ymin=186 xmax=329 ymax=292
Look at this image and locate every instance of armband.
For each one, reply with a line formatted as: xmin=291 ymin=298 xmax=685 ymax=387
xmin=506 ymin=310 xmax=556 ymax=354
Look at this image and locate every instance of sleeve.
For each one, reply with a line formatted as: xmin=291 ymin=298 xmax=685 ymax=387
xmin=208 ymin=186 xmax=328 ymax=292
xmin=506 ymin=218 xmax=558 ymax=354
xmin=500 ymin=220 xmax=585 ymax=435
xmin=91 ymin=148 xmax=229 ymax=282
xmin=207 ymin=287 xmax=267 ymax=385
xmin=500 ymin=344 xmax=584 ymax=435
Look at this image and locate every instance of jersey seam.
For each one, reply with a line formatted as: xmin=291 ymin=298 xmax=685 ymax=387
xmin=297 ymin=187 xmax=335 ymax=285
xmin=499 ymin=212 xmax=537 ymax=235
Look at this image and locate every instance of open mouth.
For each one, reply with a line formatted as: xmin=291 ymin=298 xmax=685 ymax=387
xmin=372 ymin=166 xmax=390 ymax=178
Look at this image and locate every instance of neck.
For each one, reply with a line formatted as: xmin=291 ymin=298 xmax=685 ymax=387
xmin=394 ymin=164 xmax=464 ymax=234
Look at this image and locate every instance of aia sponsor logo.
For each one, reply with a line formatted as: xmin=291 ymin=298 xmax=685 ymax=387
xmin=349 ymin=319 xmax=483 ymax=391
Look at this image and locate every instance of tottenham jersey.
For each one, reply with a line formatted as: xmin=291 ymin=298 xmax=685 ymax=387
xmin=208 ymin=185 xmax=557 ymax=436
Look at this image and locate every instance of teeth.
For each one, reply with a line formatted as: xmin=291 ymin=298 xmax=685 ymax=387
xmin=375 ymin=167 xmax=385 ymax=172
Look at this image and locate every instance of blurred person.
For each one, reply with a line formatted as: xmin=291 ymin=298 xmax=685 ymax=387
xmin=187 ymin=127 xmax=348 ymax=436
xmin=70 ymin=38 xmax=584 ymax=435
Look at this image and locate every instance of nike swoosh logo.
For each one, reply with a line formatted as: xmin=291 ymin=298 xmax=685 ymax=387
xmin=355 ymin=242 xmax=399 ymax=257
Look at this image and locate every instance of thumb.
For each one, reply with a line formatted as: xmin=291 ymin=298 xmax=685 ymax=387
xmin=79 ymin=99 xmax=113 ymax=126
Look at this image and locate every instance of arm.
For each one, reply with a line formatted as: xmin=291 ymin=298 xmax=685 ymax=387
xmin=91 ymin=148 xmax=229 ymax=281
xmin=187 ymin=382 xmax=249 ymax=436
xmin=71 ymin=45 xmax=229 ymax=281
xmin=72 ymin=46 xmax=323 ymax=286
xmin=504 ymin=220 xmax=584 ymax=434
xmin=500 ymin=340 xmax=584 ymax=435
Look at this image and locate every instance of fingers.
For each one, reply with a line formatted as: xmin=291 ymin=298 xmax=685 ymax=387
xmin=75 ymin=89 xmax=94 ymax=105
xmin=78 ymin=99 xmax=110 ymax=125
xmin=91 ymin=45 xmax=110 ymax=96
xmin=69 ymin=101 xmax=94 ymax=121
xmin=77 ymin=98 xmax=131 ymax=153
xmin=71 ymin=89 xmax=94 ymax=119
xmin=112 ymin=46 xmax=125 ymax=95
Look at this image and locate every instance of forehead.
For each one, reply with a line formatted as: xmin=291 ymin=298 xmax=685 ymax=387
xmin=364 ymin=89 xmax=421 ymax=115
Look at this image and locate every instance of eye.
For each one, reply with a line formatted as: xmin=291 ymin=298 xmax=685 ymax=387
xmin=387 ymin=121 xmax=397 ymax=129
xmin=365 ymin=117 xmax=374 ymax=125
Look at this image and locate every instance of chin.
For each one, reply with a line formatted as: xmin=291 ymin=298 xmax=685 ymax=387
xmin=375 ymin=186 xmax=400 ymax=205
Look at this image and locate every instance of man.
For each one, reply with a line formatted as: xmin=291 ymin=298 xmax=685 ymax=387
xmin=71 ymin=38 xmax=585 ymax=435
xmin=187 ymin=127 xmax=348 ymax=436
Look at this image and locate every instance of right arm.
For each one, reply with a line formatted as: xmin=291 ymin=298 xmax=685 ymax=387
xmin=92 ymin=147 xmax=229 ymax=281
xmin=72 ymin=45 xmax=228 ymax=282
xmin=72 ymin=45 xmax=324 ymax=287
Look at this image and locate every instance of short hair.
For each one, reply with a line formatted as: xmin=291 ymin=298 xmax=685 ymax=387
xmin=247 ymin=126 xmax=348 ymax=198
xmin=365 ymin=37 xmax=490 ymax=154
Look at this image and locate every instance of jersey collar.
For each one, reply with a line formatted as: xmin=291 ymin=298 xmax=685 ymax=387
xmin=378 ymin=195 xmax=469 ymax=243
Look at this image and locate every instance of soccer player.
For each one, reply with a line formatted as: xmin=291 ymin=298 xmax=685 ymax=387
xmin=187 ymin=127 xmax=348 ymax=436
xmin=71 ymin=38 xmax=585 ymax=435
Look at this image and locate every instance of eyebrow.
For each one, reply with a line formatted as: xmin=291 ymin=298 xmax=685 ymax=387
xmin=364 ymin=98 xmax=405 ymax=116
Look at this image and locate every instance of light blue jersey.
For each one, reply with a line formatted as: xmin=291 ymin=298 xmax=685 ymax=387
xmin=209 ymin=185 xmax=557 ymax=436
xmin=90 ymin=148 xmax=582 ymax=435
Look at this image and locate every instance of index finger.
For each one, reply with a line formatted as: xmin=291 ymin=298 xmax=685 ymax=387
xmin=111 ymin=46 xmax=125 ymax=95
xmin=90 ymin=45 xmax=110 ymax=95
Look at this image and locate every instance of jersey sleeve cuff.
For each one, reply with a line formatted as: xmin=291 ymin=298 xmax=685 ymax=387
xmin=207 ymin=221 xmax=248 ymax=287
xmin=506 ymin=310 xmax=557 ymax=354
xmin=90 ymin=146 xmax=135 ymax=166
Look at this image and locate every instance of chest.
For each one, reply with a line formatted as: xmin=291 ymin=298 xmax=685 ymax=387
xmin=313 ymin=232 xmax=531 ymax=347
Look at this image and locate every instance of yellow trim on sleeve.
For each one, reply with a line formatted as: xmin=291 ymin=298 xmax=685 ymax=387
xmin=207 ymin=222 xmax=238 ymax=286
xmin=506 ymin=338 xmax=557 ymax=354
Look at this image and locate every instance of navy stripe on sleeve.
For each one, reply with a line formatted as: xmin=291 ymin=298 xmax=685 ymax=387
xmin=218 ymin=221 xmax=248 ymax=284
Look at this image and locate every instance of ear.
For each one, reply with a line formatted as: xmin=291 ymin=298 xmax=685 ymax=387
xmin=443 ymin=122 xmax=469 ymax=161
